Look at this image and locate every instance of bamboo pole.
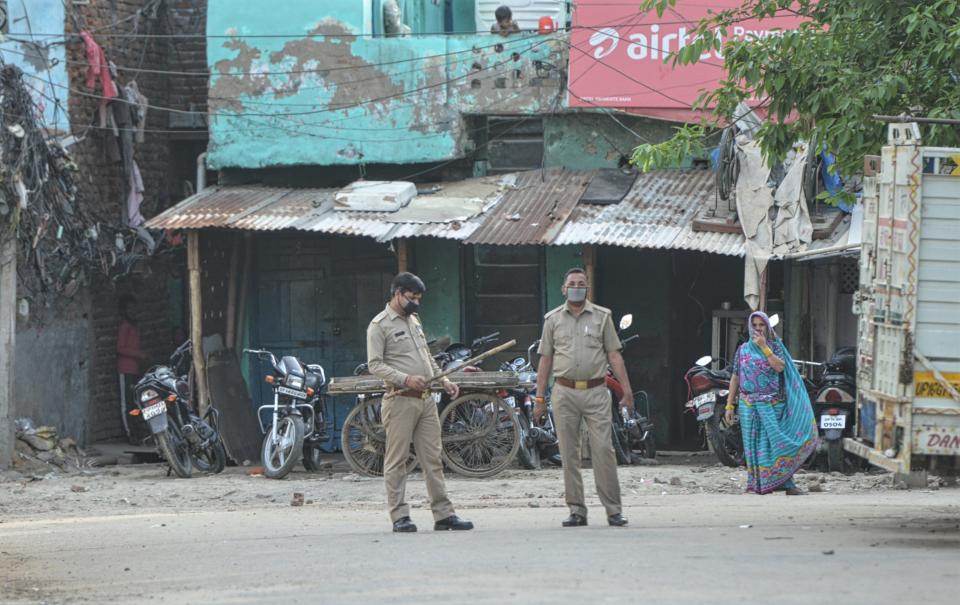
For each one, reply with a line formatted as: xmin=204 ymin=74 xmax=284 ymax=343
xmin=583 ymin=244 xmax=596 ymax=300
xmin=396 ymin=238 xmax=410 ymax=273
xmin=188 ymin=231 xmax=209 ymax=415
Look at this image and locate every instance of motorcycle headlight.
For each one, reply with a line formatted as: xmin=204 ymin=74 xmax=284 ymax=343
xmin=285 ymin=375 xmax=304 ymax=390
xmin=140 ymin=389 xmax=159 ymax=402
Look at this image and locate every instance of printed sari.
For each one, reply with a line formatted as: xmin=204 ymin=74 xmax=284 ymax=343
xmin=735 ymin=313 xmax=818 ymax=494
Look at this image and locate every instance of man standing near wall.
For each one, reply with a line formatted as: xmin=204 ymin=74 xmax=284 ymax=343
xmin=534 ymin=268 xmax=633 ymax=527
xmin=366 ymin=272 xmax=474 ymax=533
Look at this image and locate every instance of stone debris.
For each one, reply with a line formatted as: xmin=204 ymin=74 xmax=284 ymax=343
xmin=290 ymin=492 xmax=304 ymax=507
xmin=11 ymin=418 xmax=90 ymax=477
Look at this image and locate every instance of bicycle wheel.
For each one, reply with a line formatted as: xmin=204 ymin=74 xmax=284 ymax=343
xmin=341 ymin=397 xmax=418 ymax=477
xmin=439 ymin=392 xmax=520 ymax=478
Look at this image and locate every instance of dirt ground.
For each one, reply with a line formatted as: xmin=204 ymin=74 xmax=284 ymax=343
xmin=0 ymin=450 xmax=946 ymax=521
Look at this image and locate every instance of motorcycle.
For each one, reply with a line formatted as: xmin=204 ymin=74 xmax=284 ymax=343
xmin=684 ymin=355 xmax=741 ymax=467
xmin=810 ymin=346 xmax=857 ymax=472
xmin=244 ymin=348 xmax=327 ymax=479
xmin=131 ymin=340 xmax=227 ymax=478
xmin=609 ymin=314 xmax=657 ymax=465
xmin=500 ymin=340 xmax=561 ymax=470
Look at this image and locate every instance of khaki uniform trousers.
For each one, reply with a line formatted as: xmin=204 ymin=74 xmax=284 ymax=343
xmin=553 ymin=384 xmax=622 ymax=518
xmin=382 ymin=394 xmax=455 ymax=523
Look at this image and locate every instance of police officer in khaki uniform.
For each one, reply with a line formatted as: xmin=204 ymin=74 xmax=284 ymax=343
xmin=534 ymin=268 xmax=633 ymax=527
xmin=366 ymin=272 xmax=474 ymax=533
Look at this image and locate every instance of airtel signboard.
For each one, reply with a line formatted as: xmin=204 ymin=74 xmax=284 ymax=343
xmin=567 ymin=0 xmax=806 ymax=120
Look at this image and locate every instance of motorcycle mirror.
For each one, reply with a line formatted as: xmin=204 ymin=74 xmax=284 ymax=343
xmin=619 ymin=314 xmax=633 ymax=330
xmin=695 ymin=355 xmax=713 ymax=367
xmin=769 ymin=314 xmax=780 ymax=328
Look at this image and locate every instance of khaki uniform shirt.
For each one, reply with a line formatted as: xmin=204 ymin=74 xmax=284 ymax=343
xmin=366 ymin=304 xmax=441 ymax=390
xmin=537 ymin=300 xmax=622 ymax=380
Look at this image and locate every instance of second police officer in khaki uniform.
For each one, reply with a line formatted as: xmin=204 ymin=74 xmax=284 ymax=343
xmin=534 ymin=268 xmax=633 ymax=527
xmin=366 ymin=272 xmax=474 ymax=533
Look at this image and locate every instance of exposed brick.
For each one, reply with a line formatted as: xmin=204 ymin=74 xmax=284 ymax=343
xmin=62 ymin=0 xmax=208 ymax=441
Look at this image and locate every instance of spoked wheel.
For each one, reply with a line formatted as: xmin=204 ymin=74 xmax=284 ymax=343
xmin=192 ymin=437 xmax=227 ymax=474
xmin=262 ymin=415 xmax=305 ymax=479
xmin=439 ymin=392 xmax=521 ymax=478
xmin=516 ymin=413 xmax=541 ymax=470
xmin=705 ymin=413 xmax=744 ymax=467
xmin=156 ymin=423 xmax=193 ymax=478
xmin=341 ymin=397 xmax=418 ymax=477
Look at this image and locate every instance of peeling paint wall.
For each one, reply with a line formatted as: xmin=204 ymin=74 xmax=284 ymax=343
xmin=207 ymin=0 xmax=563 ymax=168
xmin=1 ymin=0 xmax=69 ymax=132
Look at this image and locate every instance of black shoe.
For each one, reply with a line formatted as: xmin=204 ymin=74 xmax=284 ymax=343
xmin=562 ymin=513 xmax=588 ymax=527
xmin=434 ymin=515 xmax=474 ymax=531
xmin=392 ymin=517 xmax=417 ymax=533
xmin=608 ymin=513 xmax=628 ymax=527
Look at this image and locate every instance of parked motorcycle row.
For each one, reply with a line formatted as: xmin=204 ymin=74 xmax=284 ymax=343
xmin=134 ymin=312 xmax=854 ymax=481
xmin=683 ymin=315 xmax=858 ymax=473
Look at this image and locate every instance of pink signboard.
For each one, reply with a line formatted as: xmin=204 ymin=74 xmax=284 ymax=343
xmin=568 ymin=0 xmax=806 ymax=120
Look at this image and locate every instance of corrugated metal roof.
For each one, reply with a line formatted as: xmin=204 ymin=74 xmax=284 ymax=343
xmin=465 ymin=169 xmax=593 ymax=245
xmin=146 ymin=169 xmax=748 ymax=255
xmin=146 ymin=183 xmax=497 ymax=242
xmin=553 ymin=169 xmax=746 ymax=257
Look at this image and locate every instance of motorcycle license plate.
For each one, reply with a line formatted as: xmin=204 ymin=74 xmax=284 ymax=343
xmin=142 ymin=401 xmax=167 ymax=420
xmin=278 ymin=386 xmax=307 ymax=400
xmin=820 ymin=414 xmax=846 ymax=429
xmin=696 ymin=401 xmax=715 ymax=421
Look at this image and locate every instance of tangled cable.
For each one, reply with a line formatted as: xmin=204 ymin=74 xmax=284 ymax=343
xmin=0 ymin=64 xmax=166 ymax=317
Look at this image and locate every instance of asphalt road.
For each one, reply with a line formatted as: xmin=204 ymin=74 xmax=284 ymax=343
xmin=2 ymin=491 xmax=958 ymax=605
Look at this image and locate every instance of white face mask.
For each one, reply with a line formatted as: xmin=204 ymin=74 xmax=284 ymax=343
xmin=565 ymin=287 xmax=587 ymax=303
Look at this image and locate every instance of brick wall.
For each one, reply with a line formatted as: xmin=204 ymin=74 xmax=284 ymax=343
xmin=62 ymin=0 xmax=208 ymax=441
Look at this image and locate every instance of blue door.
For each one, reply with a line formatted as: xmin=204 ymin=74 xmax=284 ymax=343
xmin=251 ymin=234 xmax=396 ymax=451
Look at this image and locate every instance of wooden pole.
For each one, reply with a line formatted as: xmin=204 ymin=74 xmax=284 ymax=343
xmin=235 ymin=234 xmax=253 ymax=361
xmin=396 ymin=238 xmax=410 ymax=273
xmin=758 ymin=266 xmax=769 ymax=312
xmin=0 ymin=236 xmax=15 ymax=469
xmin=224 ymin=233 xmax=241 ymax=350
xmin=188 ymin=231 xmax=209 ymax=416
xmin=583 ymin=244 xmax=596 ymax=300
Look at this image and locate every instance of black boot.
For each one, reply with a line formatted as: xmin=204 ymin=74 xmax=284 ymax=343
xmin=562 ymin=513 xmax=588 ymax=527
xmin=607 ymin=513 xmax=628 ymax=527
xmin=434 ymin=515 xmax=474 ymax=531
xmin=392 ymin=516 xmax=417 ymax=533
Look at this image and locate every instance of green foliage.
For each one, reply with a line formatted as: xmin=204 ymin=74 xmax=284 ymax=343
xmin=630 ymin=0 xmax=960 ymax=176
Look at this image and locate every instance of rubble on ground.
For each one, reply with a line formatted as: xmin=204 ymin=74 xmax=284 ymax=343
xmin=8 ymin=418 xmax=92 ymax=480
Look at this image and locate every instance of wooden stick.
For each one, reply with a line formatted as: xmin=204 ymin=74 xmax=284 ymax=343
xmin=428 ymin=339 xmax=517 ymax=384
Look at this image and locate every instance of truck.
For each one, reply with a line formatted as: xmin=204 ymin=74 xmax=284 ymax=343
xmin=845 ymin=122 xmax=960 ymax=484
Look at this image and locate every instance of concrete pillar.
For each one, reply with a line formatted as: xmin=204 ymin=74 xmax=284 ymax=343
xmin=0 ymin=236 xmax=16 ymax=469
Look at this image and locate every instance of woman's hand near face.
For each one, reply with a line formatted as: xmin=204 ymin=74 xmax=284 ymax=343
xmin=751 ymin=329 xmax=767 ymax=350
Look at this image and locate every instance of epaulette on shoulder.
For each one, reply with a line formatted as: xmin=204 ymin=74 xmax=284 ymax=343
xmin=371 ymin=310 xmax=389 ymax=323
xmin=544 ymin=305 xmax=564 ymax=320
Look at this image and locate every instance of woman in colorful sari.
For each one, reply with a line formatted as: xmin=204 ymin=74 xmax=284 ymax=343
xmin=724 ymin=312 xmax=818 ymax=495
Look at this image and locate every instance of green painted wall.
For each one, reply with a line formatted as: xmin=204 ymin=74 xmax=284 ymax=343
xmin=451 ymin=0 xmax=477 ymax=32
xmin=544 ymin=113 xmax=684 ymax=170
xmin=545 ymin=245 xmax=582 ymax=310
xmin=413 ymin=238 xmax=462 ymax=342
xmin=207 ymin=0 xmax=563 ymax=169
